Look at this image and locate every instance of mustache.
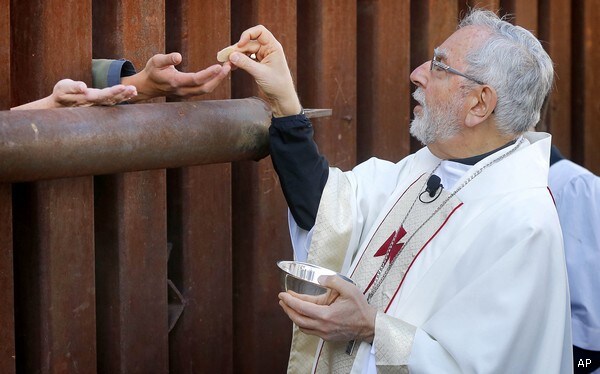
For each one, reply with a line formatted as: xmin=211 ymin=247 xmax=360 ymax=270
xmin=412 ymin=88 xmax=425 ymax=106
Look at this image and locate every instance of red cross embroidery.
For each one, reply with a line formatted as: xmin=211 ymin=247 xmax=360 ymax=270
xmin=374 ymin=226 xmax=407 ymax=263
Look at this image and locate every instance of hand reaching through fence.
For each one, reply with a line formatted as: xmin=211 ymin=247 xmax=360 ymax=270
xmin=10 ymin=79 xmax=137 ymax=110
xmin=121 ymin=52 xmax=231 ymax=102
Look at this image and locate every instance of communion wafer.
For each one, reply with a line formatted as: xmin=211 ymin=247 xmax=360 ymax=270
xmin=217 ymin=45 xmax=236 ymax=63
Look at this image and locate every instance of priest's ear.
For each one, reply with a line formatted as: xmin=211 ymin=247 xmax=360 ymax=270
xmin=465 ymin=85 xmax=497 ymax=128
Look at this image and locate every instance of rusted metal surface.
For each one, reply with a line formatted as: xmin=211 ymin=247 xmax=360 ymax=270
xmin=165 ymin=1 xmax=234 ymax=372
xmin=357 ymin=0 xmax=411 ymax=163
xmin=539 ymin=1 xmax=572 ymax=155
xmin=13 ymin=178 xmax=96 ymax=373
xmin=167 ymin=164 xmax=233 ymax=372
xmin=92 ymin=0 xmax=165 ymax=71
xmin=464 ymin=0 xmax=500 ymax=12
xmin=93 ymin=1 xmax=169 ymax=373
xmin=231 ymin=1 xmax=298 ymax=372
xmin=0 ymin=99 xmax=273 ymax=183
xmin=10 ymin=1 xmax=97 ymax=373
xmin=0 ymin=0 xmax=9 ymax=110
xmin=577 ymin=0 xmax=600 ymax=173
xmin=506 ymin=0 xmax=538 ymax=33
xmin=94 ymin=171 xmax=168 ymax=374
xmin=298 ymin=0 xmax=357 ymax=170
xmin=10 ymin=0 xmax=91 ymax=106
xmin=0 ymin=184 xmax=15 ymax=374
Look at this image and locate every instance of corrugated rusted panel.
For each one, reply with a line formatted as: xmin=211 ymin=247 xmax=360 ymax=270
xmin=538 ymin=1 xmax=572 ymax=156
xmin=502 ymin=0 xmax=538 ymax=32
xmin=92 ymin=1 xmax=169 ymax=373
xmin=0 ymin=0 xmax=9 ymax=109
xmin=578 ymin=0 xmax=600 ymax=173
xmin=298 ymin=0 xmax=357 ymax=169
xmin=464 ymin=0 xmax=500 ymax=12
xmin=231 ymin=0 xmax=297 ymax=372
xmin=92 ymin=0 xmax=164 ymax=70
xmin=10 ymin=1 xmax=96 ymax=372
xmin=357 ymin=0 xmax=411 ymax=163
xmin=0 ymin=184 xmax=15 ymax=374
xmin=13 ymin=178 xmax=96 ymax=373
xmin=165 ymin=0 xmax=234 ymax=372
xmin=410 ymin=0 xmax=459 ymax=153
xmin=10 ymin=1 xmax=90 ymax=106
xmin=94 ymin=172 xmax=167 ymax=373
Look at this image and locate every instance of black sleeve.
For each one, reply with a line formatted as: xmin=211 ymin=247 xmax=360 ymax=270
xmin=269 ymin=113 xmax=329 ymax=231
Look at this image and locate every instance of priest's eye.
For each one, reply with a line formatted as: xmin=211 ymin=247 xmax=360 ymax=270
xmin=430 ymin=58 xmax=446 ymax=72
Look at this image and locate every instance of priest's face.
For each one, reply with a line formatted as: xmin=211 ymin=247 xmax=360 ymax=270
xmin=409 ymin=87 xmax=463 ymax=145
xmin=409 ymin=26 xmax=490 ymax=147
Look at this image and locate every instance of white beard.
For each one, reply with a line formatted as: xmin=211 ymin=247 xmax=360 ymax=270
xmin=410 ymin=88 xmax=463 ymax=145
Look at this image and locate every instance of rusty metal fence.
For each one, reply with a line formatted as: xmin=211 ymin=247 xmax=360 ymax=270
xmin=0 ymin=1 xmax=598 ymax=373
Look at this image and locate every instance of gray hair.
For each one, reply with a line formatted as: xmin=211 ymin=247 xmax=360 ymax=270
xmin=459 ymin=9 xmax=554 ymax=135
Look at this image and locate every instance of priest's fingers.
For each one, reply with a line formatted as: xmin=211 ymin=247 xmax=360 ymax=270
xmin=278 ymin=299 xmax=327 ymax=335
xmin=217 ymin=41 xmax=261 ymax=63
xmin=237 ymin=25 xmax=280 ymax=50
xmin=279 ymin=292 xmax=326 ymax=318
xmin=318 ymin=275 xmax=358 ymax=296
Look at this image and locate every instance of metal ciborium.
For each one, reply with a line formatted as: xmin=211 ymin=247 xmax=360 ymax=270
xmin=277 ymin=260 xmax=355 ymax=305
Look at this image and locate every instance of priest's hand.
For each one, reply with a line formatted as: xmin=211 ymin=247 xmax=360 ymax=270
xmin=278 ymin=275 xmax=377 ymax=343
xmin=227 ymin=25 xmax=302 ymax=117
xmin=121 ymin=52 xmax=231 ymax=102
xmin=11 ymin=79 xmax=137 ymax=110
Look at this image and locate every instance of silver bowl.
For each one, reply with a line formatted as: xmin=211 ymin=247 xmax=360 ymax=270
xmin=277 ymin=260 xmax=355 ymax=305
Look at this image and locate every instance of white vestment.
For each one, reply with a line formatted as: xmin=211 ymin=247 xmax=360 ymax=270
xmin=287 ymin=132 xmax=572 ymax=373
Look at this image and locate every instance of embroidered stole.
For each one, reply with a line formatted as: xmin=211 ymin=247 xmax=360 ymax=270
xmin=286 ymin=169 xmax=355 ymax=374
xmin=313 ymin=174 xmax=462 ymax=373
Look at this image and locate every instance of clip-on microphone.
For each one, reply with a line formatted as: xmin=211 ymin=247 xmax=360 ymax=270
xmin=419 ymin=175 xmax=443 ymax=203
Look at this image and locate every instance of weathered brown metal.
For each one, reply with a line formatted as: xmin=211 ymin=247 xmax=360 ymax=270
xmin=165 ymin=1 xmax=234 ymax=372
xmin=92 ymin=2 xmax=170 ymax=373
xmin=578 ymin=0 xmax=600 ymax=173
xmin=94 ymin=170 xmax=168 ymax=374
xmin=231 ymin=1 xmax=299 ymax=372
xmin=12 ymin=178 xmax=96 ymax=373
xmin=465 ymin=0 xmax=500 ymax=12
xmin=507 ymin=0 xmax=538 ymax=33
xmin=0 ymin=99 xmax=272 ymax=183
xmin=298 ymin=0 xmax=358 ymax=170
xmin=10 ymin=1 xmax=91 ymax=106
xmin=10 ymin=1 xmax=96 ymax=373
xmin=538 ymin=1 xmax=572 ymax=156
xmin=357 ymin=0 xmax=411 ymax=163
xmin=0 ymin=0 xmax=10 ymax=110
xmin=0 ymin=184 xmax=15 ymax=374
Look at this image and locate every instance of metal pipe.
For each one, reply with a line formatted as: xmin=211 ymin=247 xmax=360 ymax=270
xmin=0 ymin=98 xmax=331 ymax=183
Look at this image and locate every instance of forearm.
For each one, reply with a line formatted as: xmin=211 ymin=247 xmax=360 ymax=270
xmin=120 ymin=72 xmax=156 ymax=102
xmin=11 ymin=96 xmax=57 ymax=110
xmin=269 ymin=113 xmax=329 ymax=230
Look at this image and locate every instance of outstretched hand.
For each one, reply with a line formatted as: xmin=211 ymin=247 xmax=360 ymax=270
xmin=122 ymin=52 xmax=231 ymax=102
xmin=11 ymin=79 xmax=137 ymax=110
xmin=278 ymin=275 xmax=377 ymax=343
xmin=227 ymin=25 xmax=302 ymax=117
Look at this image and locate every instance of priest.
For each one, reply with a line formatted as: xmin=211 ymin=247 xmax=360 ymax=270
xmin=228 ymin=8 xmax=572 ymax=373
